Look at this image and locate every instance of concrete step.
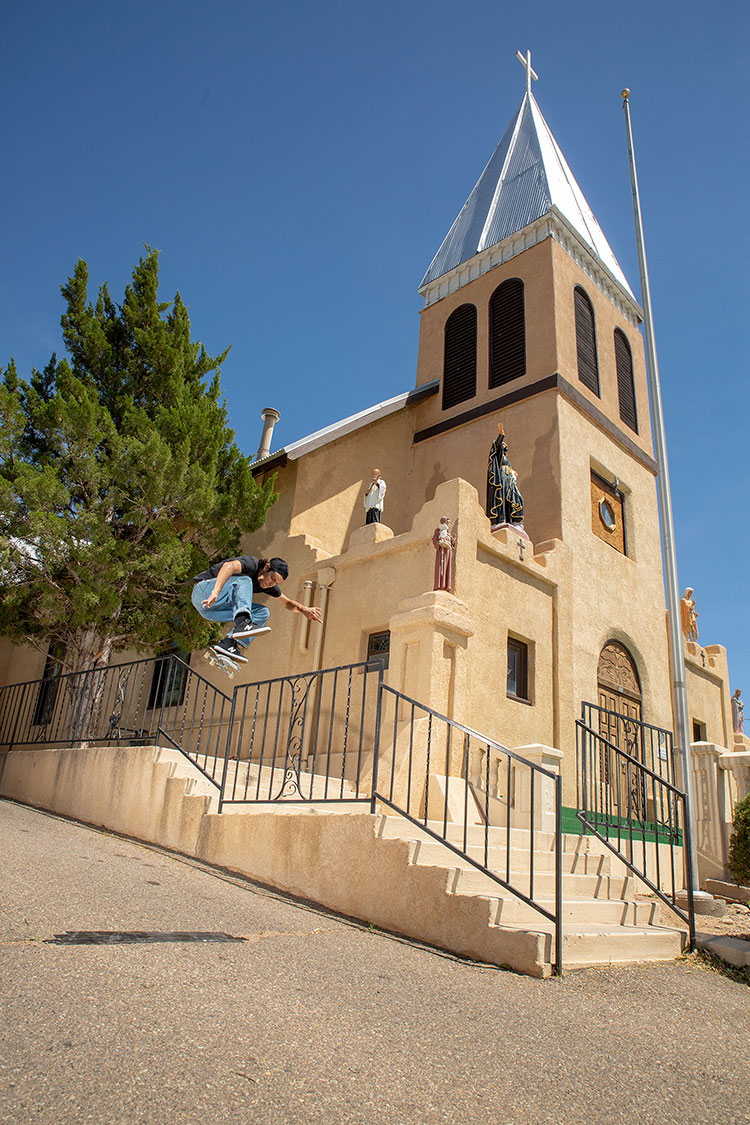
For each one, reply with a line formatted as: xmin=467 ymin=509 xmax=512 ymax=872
xmin=447 ymin=863 xmax=634 ymax=902
xmin=496 ymin=920 xmax=687 ymax=968
xmin=493 ymin=895 xmax=657 ymax=927
xmin=401 ymin=835 xmax=612 ymax=878
xmin=376 ymin=815 xmax=603 ymax=856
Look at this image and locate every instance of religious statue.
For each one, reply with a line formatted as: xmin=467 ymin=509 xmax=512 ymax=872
xmin=732 ymin=689 xmax=744 ymax=736
xmin=486 ymin=423 xmax=524 ymax=529
xmin=364 ymin=468 xmax=386 ymax=525
xmin=432 ymin=517 xmax=456 ymax=591
xmin=680 ymin=587 xmax=699 ymax=643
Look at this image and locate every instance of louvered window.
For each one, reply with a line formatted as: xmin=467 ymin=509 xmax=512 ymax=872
xmin=489 ymin=279 xmax=525 ymax=388
xmin=574 ymin=287 xmax=600 ymax=396
xmin=442 ymin=304 xmax=477 ymax=410
xmin=614 ymin=329 xmax=638 ymax=433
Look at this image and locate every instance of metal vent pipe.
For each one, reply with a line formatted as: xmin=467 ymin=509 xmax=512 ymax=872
xmin=255 ymin=407 xmax=280 ymax=462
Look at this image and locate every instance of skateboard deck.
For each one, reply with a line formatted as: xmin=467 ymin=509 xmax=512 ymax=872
xmin=202 ymin=648 xmax=240 ymax=678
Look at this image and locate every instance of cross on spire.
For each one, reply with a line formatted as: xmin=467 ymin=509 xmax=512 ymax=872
xmin=515 ymin=49 xmax=538 ymax=96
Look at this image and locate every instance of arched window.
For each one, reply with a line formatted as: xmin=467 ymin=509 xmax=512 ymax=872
xmin=574 ymin=287 xmax=599 ymax=396
xmin=489 ymin=278 xmax=525 ymax=388
xmin=614 ymin=329 xmax=638 ymax=433
xmin=442 ymin=304 xmax=477 ymax=410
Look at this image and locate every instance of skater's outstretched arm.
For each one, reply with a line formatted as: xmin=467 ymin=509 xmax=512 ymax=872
xmin=200 ymin=560 xmax=241 ymax=608
xmin=279 ymin=594 xmax=322 ymax=623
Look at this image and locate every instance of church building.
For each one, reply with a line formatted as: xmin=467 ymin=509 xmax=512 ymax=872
xmin=242 ymin=58 xmax=739 ymax=817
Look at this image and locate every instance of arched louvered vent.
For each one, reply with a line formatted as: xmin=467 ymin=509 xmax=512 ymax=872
xmin=442 ymin=304 xmax=477 ymax=410
xmin=574 ymin=287 xmax=600 ymax=396
xmin=614 ymin=329 xmax=638 ymax=433
xmin=489 ymin=278 xmax=525 ymax=389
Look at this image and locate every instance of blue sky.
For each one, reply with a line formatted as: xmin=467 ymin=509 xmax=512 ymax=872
xmin=2 ymin=0 xmax=748 ymax=700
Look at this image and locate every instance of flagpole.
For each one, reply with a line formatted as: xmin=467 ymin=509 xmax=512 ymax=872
xmin=621 ymin=89 xmax=702 ymax=907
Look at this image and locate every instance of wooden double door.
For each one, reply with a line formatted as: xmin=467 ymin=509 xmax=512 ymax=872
xmin=596 ymin=641 xmax=645 ymax=818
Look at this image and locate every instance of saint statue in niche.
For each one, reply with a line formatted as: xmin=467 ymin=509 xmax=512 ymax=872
xmin=731 ymin=689 xmax=744 ymax=736
xmin=432 ymin=517 xmax=456 ymax=591
xmin=486 ymin=423 xmax=524 ymax=529
xmin=680 ymin=587 xmax=699 ymax=643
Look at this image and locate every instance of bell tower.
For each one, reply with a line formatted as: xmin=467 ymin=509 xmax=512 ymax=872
xmin=408 ymin=53 xmax=673 ymax=731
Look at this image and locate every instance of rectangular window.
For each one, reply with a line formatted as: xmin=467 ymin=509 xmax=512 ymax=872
xmin=692 ymin=720 xmax=707 ymax=743
xmin=148 ymin=650 xmax=189 ymax=710
xmin=367 ymin=631 xmax=390 ymax=670
xmin=507 ymin=637 xmax=529 ymax=702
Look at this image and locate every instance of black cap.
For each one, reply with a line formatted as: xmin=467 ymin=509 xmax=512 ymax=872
xmin=269 ymin=557 xmax=289 ymax=581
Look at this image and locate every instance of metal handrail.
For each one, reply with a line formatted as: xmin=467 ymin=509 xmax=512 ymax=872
xmin=576 ymin=716 xmax=695 ymax=949
xmin=374 ymin=684 xmax=563 ymax=974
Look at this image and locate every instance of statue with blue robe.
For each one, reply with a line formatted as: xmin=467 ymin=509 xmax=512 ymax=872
xmin=486 ymin=423 xmax=524 ymax=527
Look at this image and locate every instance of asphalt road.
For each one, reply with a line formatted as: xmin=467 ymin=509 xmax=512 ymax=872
xmin=1 ymin=798 xmax=748 ymax=1125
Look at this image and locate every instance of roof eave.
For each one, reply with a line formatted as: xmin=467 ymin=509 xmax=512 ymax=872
xmin=249 ymin=380 xmax=440 ymax=470
xmin=419 ymin=210 xmax=643 ymax=327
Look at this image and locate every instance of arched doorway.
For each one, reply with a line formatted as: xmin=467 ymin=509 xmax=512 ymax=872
xmin=596 ymin=641 xmax=645 ymax=817
xmin=597 ymin=640 xmax=642 ymax=729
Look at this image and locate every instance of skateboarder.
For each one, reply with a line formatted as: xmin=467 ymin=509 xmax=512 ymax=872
xmin=191 ymin=555 xmax=321 ymax=671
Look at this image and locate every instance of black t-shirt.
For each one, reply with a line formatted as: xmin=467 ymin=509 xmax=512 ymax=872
xmin=193 ymin=556 xmax=282 ymax=598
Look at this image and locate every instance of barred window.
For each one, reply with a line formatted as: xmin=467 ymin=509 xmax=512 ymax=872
xmin=148 ymin=649 xmax=190 ymax=710
xmin=507 ymin=637 xmax=530 ymax=702
xmin=574 ymin=287 xmax=600 ymax=396
xmin=367 ymin=631 xmax=390 ymax=670
xmin=614 ymin=329 xmax=638 ymax=433
xmin=442 ymin=304 xmax=477 ymax=409
xmin=489 ymin=278 xmax=525 ymax=388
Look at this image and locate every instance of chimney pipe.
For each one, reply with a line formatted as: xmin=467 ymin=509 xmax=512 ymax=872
xmin=255 ymin=407 xmax=280 ymax=462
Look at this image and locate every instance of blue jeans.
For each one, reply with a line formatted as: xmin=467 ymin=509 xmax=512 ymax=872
xmin=191 ymin=578 xmax=270 ymax=649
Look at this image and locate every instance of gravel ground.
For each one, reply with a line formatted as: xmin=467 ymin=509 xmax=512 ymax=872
xmin=1 ymin=798 xmax=749 ymax=1125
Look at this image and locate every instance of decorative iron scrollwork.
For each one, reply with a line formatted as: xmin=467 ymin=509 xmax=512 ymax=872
xmin=108 ymin=667 xmax=132 ymax=739
xmin=272 ymin=673 xmax=316 ymax=801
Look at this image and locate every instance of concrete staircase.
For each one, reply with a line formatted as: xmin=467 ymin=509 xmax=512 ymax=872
xmin=182 ymin=753 xmax=687 ymax=974
xmin=0 ymin=743 xmax=688 ymax=977
xmin=374 ymin=814 xmax=687 ymax=971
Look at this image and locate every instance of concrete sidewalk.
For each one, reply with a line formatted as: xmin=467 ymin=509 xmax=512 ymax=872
xmin=1 ymin=798 xmax=748 ymax=1125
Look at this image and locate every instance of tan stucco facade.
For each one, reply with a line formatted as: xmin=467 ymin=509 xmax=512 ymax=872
xmin=0 ymin=232 xmax=741 ymax=822
xmin=207 ymin=232 xmax=737 ymax=811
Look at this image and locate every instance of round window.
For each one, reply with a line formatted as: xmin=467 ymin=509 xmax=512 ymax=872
xmin=599 ymin=498 xmax=616 ymax=532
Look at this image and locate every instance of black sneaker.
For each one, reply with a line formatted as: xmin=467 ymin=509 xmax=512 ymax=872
xmin=212 ymin=637 xmax=248 ymax=663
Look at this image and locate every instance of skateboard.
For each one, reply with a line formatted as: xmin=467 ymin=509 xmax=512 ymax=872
xmin=203 ymin=647 xmax=240 ymax=678
xmin=202 ymin=627 xmax=271 ymax=679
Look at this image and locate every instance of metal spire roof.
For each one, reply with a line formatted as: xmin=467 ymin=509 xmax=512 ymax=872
xmin=420 ymin=86 xmax=634 ymax=300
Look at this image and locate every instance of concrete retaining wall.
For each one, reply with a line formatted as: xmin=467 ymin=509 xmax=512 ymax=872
xmin=0 ymin=744 xmax=550 ymax=976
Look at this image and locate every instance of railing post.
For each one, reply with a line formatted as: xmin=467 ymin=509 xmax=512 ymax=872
xmin=682 ymin=793 xmax=697 ymax=951
xmin=370 ymin=665 xmax=384 ymax=814
xmin=155 ymin=654 xmax=171 ymax=747
xmin=554 ymin=773 xmax=563 ymax=976
xmin=217 ymin=683 xmax=240 ymax=813
xmin=6 ymin=683 xmax=26 ymax=753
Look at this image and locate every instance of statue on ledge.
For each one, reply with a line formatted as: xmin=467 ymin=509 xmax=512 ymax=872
xmin=486 ymin=423 xmax=525 ymax=530
xmin=432 ymin=517 xmax=456 ymax=591
xmin=732 ymin=689 xmax=744 ymax=736
xmin=680 ymin=587 xmax=699 ymax=643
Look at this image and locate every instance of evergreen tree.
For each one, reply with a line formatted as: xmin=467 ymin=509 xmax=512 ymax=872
xmin=0 ymin=248 xmax=277 ymax=674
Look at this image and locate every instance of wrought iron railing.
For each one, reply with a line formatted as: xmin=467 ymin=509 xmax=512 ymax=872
xmin=576 ymin=715 xmax=695 ymax=948
xmin=0 ymin=655 xmax=233 ymax=788
xmin=581 ymin=701 xmax=677 ymax=794
xmin=373 ymin=685 xmax=563 ymax=974
xmin=218 ymin=660 xmax=383 ymax=809
xmin=1 ymin=654 xmax=564 ymax=972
